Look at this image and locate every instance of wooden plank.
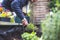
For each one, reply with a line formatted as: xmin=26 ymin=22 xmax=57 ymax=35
xmin=0 ymin=21 xmax=22 ymax=25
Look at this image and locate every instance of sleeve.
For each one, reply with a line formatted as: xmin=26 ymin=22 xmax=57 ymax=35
xmin=2 ymin=0 xmax=9 ymax=9
xmin=11 ymin=0 xmax=25 ymax=20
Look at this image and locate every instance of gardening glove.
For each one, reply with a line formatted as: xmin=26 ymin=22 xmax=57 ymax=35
xmin=22 ymin=18 xmax=28 ymax=26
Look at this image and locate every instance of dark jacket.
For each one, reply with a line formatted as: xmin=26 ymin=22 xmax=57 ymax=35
xmin=2 ymin=0 xmax=28 ymax=20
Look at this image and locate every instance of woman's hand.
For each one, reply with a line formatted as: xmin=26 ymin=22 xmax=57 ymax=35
xmin=22 ymin=18 xmax=28 ymax=26
xmin=30 ymin=0 xmax=37 ymax=2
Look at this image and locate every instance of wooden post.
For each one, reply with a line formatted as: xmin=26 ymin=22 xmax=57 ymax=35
xmin=30 ymin=0 xmax=49 ymax=25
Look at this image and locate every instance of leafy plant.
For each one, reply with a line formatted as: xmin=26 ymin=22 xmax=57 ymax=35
xmin=49 ymin=0 xmax=60 ymax=12
xmin=41 ymin=1 xmax=60 ymax=39
xmin=25 ymin=23 xmax=38 ymax=31
xmin=41 ymin=10 xmax=60 ymax=40
xmin=21 ymin=32 xmax=39 ymax=40
xmin=21 ymin=23 xmax=40 ymax=40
